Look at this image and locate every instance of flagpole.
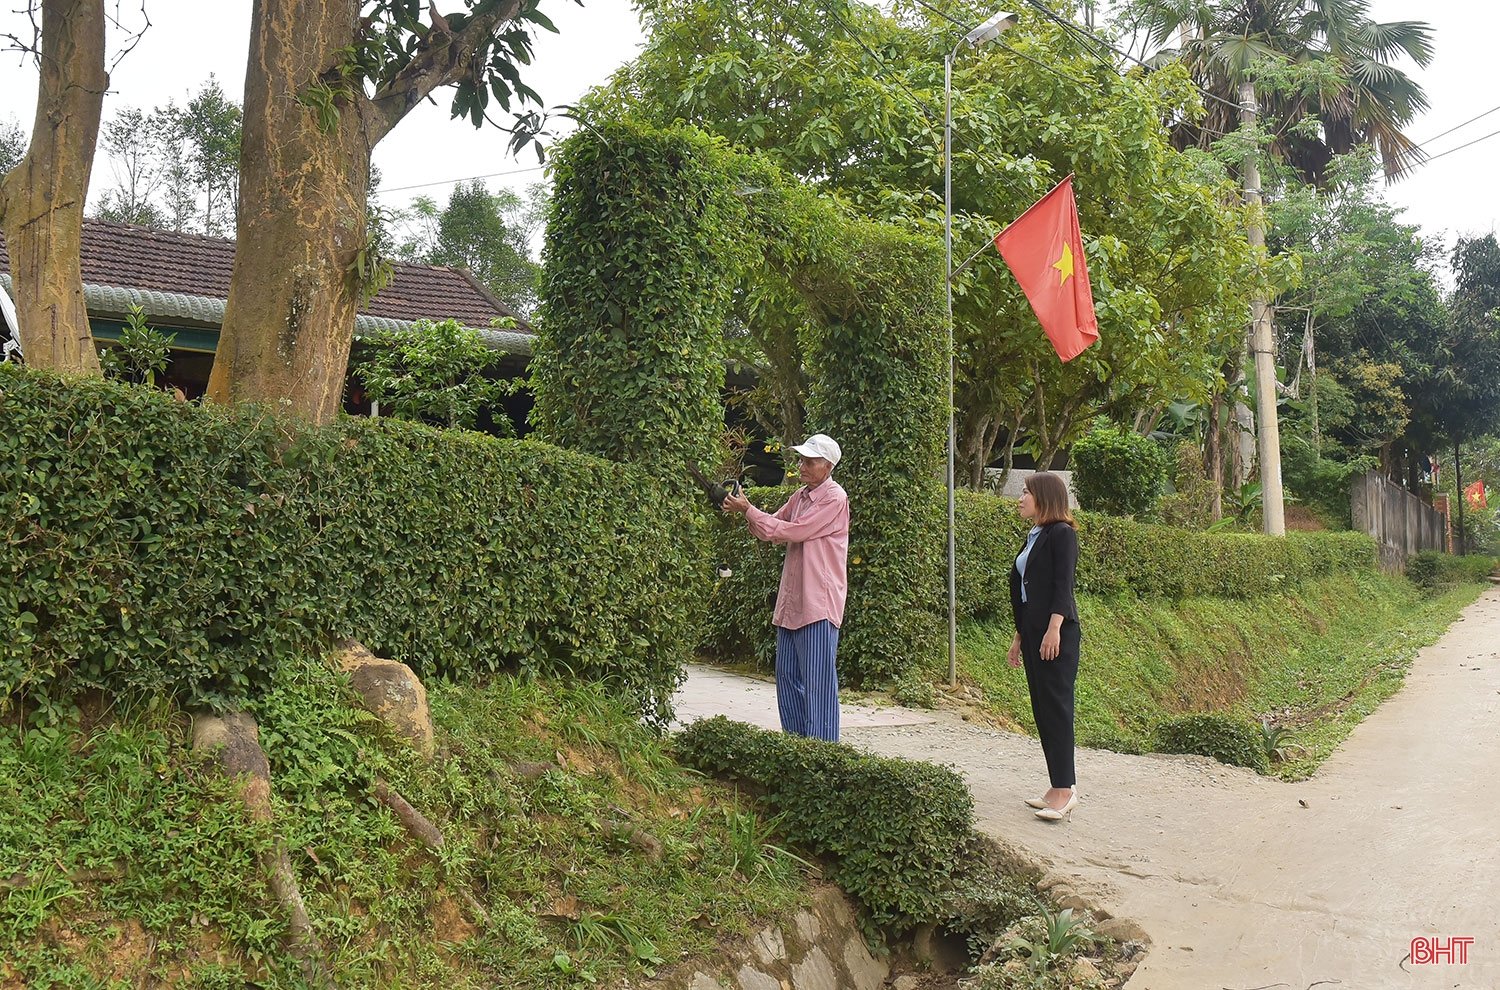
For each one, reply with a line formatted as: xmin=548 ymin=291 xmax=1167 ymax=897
xmin=944 ymin=11 xmax=1019 ymax=690
xmin=945 ymin=47 xmax=958 ymax=688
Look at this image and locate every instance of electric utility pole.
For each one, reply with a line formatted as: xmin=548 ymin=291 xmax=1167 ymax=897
xmin=1239 ymin=79 xmax=1286 ymax=535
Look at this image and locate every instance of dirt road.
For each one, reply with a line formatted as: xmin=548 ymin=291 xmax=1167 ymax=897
xmin=679 ymin=587 xmax=1500 ymax=987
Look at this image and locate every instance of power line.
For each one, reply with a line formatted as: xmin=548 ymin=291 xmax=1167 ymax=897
xmin=1018 ymin=0 xmax=1248 ymax=115
xmin=1414 ymin=125 xmax=1500 ymax=167
xmin=1413 ymin=103 xmax=1500 ymax=150
xmin=374 ymin=165 xmax=546 ymax=196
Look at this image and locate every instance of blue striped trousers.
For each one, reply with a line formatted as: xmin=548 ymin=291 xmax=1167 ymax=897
xmin=775 ymin=619 xmax=841 ymax=741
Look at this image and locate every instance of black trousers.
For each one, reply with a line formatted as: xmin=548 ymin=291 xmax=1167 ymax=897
xmin=1021 ymin=622 xmax=1080 ymax=789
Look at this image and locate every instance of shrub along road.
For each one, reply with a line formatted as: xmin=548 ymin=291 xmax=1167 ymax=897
xmin=677 ymin=586 xmax=1500 ymax=987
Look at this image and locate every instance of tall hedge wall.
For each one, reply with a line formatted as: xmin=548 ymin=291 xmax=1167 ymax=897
xmin=797 ymin=220 xmax=948 ymax=685
xmin=0 ymin=365 xmax=706 ymax=723
xmin=705 ymin=488 xmax=1377 ymax=671
xmin=530 ymin=121 xmax=748 ymax=486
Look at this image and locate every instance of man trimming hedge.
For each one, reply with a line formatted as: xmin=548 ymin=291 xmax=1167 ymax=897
xmin=722 ymin=434 xmax=850 ymax=741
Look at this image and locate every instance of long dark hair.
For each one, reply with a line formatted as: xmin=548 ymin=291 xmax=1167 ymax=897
xmin=1026 ymin=471 xmax=1075 ymax=527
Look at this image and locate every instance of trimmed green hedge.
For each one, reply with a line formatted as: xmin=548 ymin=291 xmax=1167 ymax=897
xmin=1153 ymin=713 xmax=1270 ymax=773
xmin=706 ymin=489 xmax=1377 ymax=671
xmin=531 ymin=121 xmax=747 ymax=488
xmin=674 ymin=715 xmax=974 ymax=933
xmin=0 ymin=365 xmax=706 ymax=723
xmin=800 ymin=220 xmax=947 ymax=685
xmin=956 ymin=491 xmax=1377 ymax=617
xmin=1406 ymin=550 xmax=1497 ymax=590
xmin=1070 ymin=424 xmax=1171 ymax=517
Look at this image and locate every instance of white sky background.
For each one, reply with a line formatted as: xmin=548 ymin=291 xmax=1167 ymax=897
xmin=0 ymin=0 xmax=1494 ymax=260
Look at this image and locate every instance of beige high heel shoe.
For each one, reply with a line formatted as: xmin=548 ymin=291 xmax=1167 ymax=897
xmin=1024 ymin=787 xmax=1074 ymax=811
xmin=1035 ymin=789 xmax=1078 ymax=821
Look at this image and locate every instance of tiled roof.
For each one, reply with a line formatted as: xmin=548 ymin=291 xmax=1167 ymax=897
xmin=0 ymin=219 xmax=529 ymax=331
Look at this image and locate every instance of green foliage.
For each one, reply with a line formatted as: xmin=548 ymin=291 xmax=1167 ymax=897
xmin=1257 ymin=719 xmax=1299 ymax=765
xmin=1009 ymin=907 xmax=1093 ymax=975
xmin=674 ymin=715 xmax=974 ymax=933
xmin=1118 ymin=0 xmax=1433 ymax=181
xmin=535 ymin=124 xmax=948 ymax=687
xmin=0 ymin=113 xmax=24 ymax=174
xmin=1070 ymin=425 xmax=1171 ymax=517
xmin=97 ymin=305 xmax=175 ymax=387
xmin=1279 ymin=434 xmax=1373 ymax=529
xmin=0 ymin=667 xmax=809 ymax=987
xmin=700 ymin=486 xmax=795 ymax=670
xmin=1155 ymin=442 xmax=1218 ymax=530
xmin=939 ymin=858 xmax=1043 ymax=961
xmin=956 ymin=572 xmax=1485 ymax=780
xmin=1153 ymin=713 xmax=1270 ymax=773
xmin=1405 ymin=551 xmax=1497 ymax=590
xmin=971 ymin=907 xmax=1106 ymax=990
xmin=598 ymin=2 xmax=1263 ymax=475
xmin=801 ymin=219 xmax=946 ymax=685
xmin=425 ymin=180 xmax=543 ymax=316
xmin=531 ymin=121 xmax=747 ymax=487
xmin=354 ymin=318 xmax=513 ymax=431
xmin=0 ymin=363 xmax=706 ymax=724
xmin=955 ymin=491 xmax=1375 ymax=615
xmin=356 ymin=1 xmax=556 ymax=138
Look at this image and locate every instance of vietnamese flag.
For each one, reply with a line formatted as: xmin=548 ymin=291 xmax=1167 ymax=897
xmin=1465 ymin=479 xmax=1487 ymax=510
xmin=994 ymin=175 xmax=1099 ymax=362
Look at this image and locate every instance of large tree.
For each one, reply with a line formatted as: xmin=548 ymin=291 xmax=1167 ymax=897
xmin=0 ymin=116 xmax=25 ymax=174
xmin=593 ymin=0 xmax=1260 ymax=481
xmin=96 ymin=106 xmax=170 ymax=228
xmin=0 ymin=0 xmax=108 ymax=374
xmin=1118 ymin=0 xmax=1433 ymax=182
xmin=206 ymin=0 xmax=568 ymax=423
xmin=393 ymin=179 xmax=542 ymax=315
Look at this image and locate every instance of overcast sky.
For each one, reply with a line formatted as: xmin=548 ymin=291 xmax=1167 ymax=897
xmin=0 ymin=0 xmax=1492 ymax=258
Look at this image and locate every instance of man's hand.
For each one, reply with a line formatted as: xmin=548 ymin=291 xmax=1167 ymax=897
xmin=722 ymin=491 xmax=751 ymax=514
xmin=1007 ymin=633 xmax=1022 ymax=669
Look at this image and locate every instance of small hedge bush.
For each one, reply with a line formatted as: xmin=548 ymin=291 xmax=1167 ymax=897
xmin=1406 ymin=550 xmax=1497 ymax=590
xmin=674 ymin=716 xmax=974 ymax=933
xmin=1070 ymin=425 xmax=1171 ymax=517
xmin=1152 ymin=713 xmax=1270 ymax=773
xmin=0 ymin=365 xmax=707 ymax=723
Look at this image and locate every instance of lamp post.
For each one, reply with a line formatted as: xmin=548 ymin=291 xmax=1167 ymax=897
xmin=946 ymin=10 xmax=1018 ymax=687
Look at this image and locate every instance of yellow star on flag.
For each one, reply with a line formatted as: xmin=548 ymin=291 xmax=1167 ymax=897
xmin=1052 ymin=241 xmax=1074 ymax=285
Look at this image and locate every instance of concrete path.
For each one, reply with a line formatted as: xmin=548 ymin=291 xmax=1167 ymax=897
xmin=674 ymin=588 xmax=1500 ymax=988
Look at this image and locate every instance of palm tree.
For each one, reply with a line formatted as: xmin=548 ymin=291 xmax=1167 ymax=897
xmin=1122 ymin=0 xmax=1433 ymax=182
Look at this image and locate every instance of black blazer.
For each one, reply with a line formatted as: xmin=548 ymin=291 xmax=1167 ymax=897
xmin=1008 ymin=521 xmax=1080 ymax=635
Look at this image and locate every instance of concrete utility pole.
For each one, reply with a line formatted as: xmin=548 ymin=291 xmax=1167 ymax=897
xmin=1238 ymin=80 xmax=1286 ymax=536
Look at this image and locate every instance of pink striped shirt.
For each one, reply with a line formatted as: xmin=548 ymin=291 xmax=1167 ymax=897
xmin=745 ymin=479 xmax=850 ymax=630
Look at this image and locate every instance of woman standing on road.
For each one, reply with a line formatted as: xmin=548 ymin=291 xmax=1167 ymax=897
xmin=1007 ymin=471 xmax=1081 ymax=821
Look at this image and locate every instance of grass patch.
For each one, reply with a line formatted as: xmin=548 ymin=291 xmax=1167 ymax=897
xmin=0 ymin=662 xmax=809 ymax=988
xmin=946 ymin=572 xmax=1487 ymax=779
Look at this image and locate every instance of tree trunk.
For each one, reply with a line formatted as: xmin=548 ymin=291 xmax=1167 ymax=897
xmin=0 ymin=0 xmax=107 ymax=375
xmin=209 ymin=0 xmax=525 ymax=423
xmin=1454 ymin=439 xmax=1466 ymax=556
xmin=206 ymin=0 xmax=370 ymax=423
xmin=1206 ymin=392 xmax=1224 ymax=520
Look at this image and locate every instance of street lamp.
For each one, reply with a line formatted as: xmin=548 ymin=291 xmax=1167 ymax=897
xmin=946 ymin=9 xmax=1018 ymax=686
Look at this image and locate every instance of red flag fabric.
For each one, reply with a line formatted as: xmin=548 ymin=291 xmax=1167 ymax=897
xmin=994 ymin=175 xmax=1099 ymax=362
xmin=1465 ymin=480 xmax=1487 ymax=510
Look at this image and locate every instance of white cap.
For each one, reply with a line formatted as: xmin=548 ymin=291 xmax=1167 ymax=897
xmin=790 ymin=434 xmax=841 ymax=468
